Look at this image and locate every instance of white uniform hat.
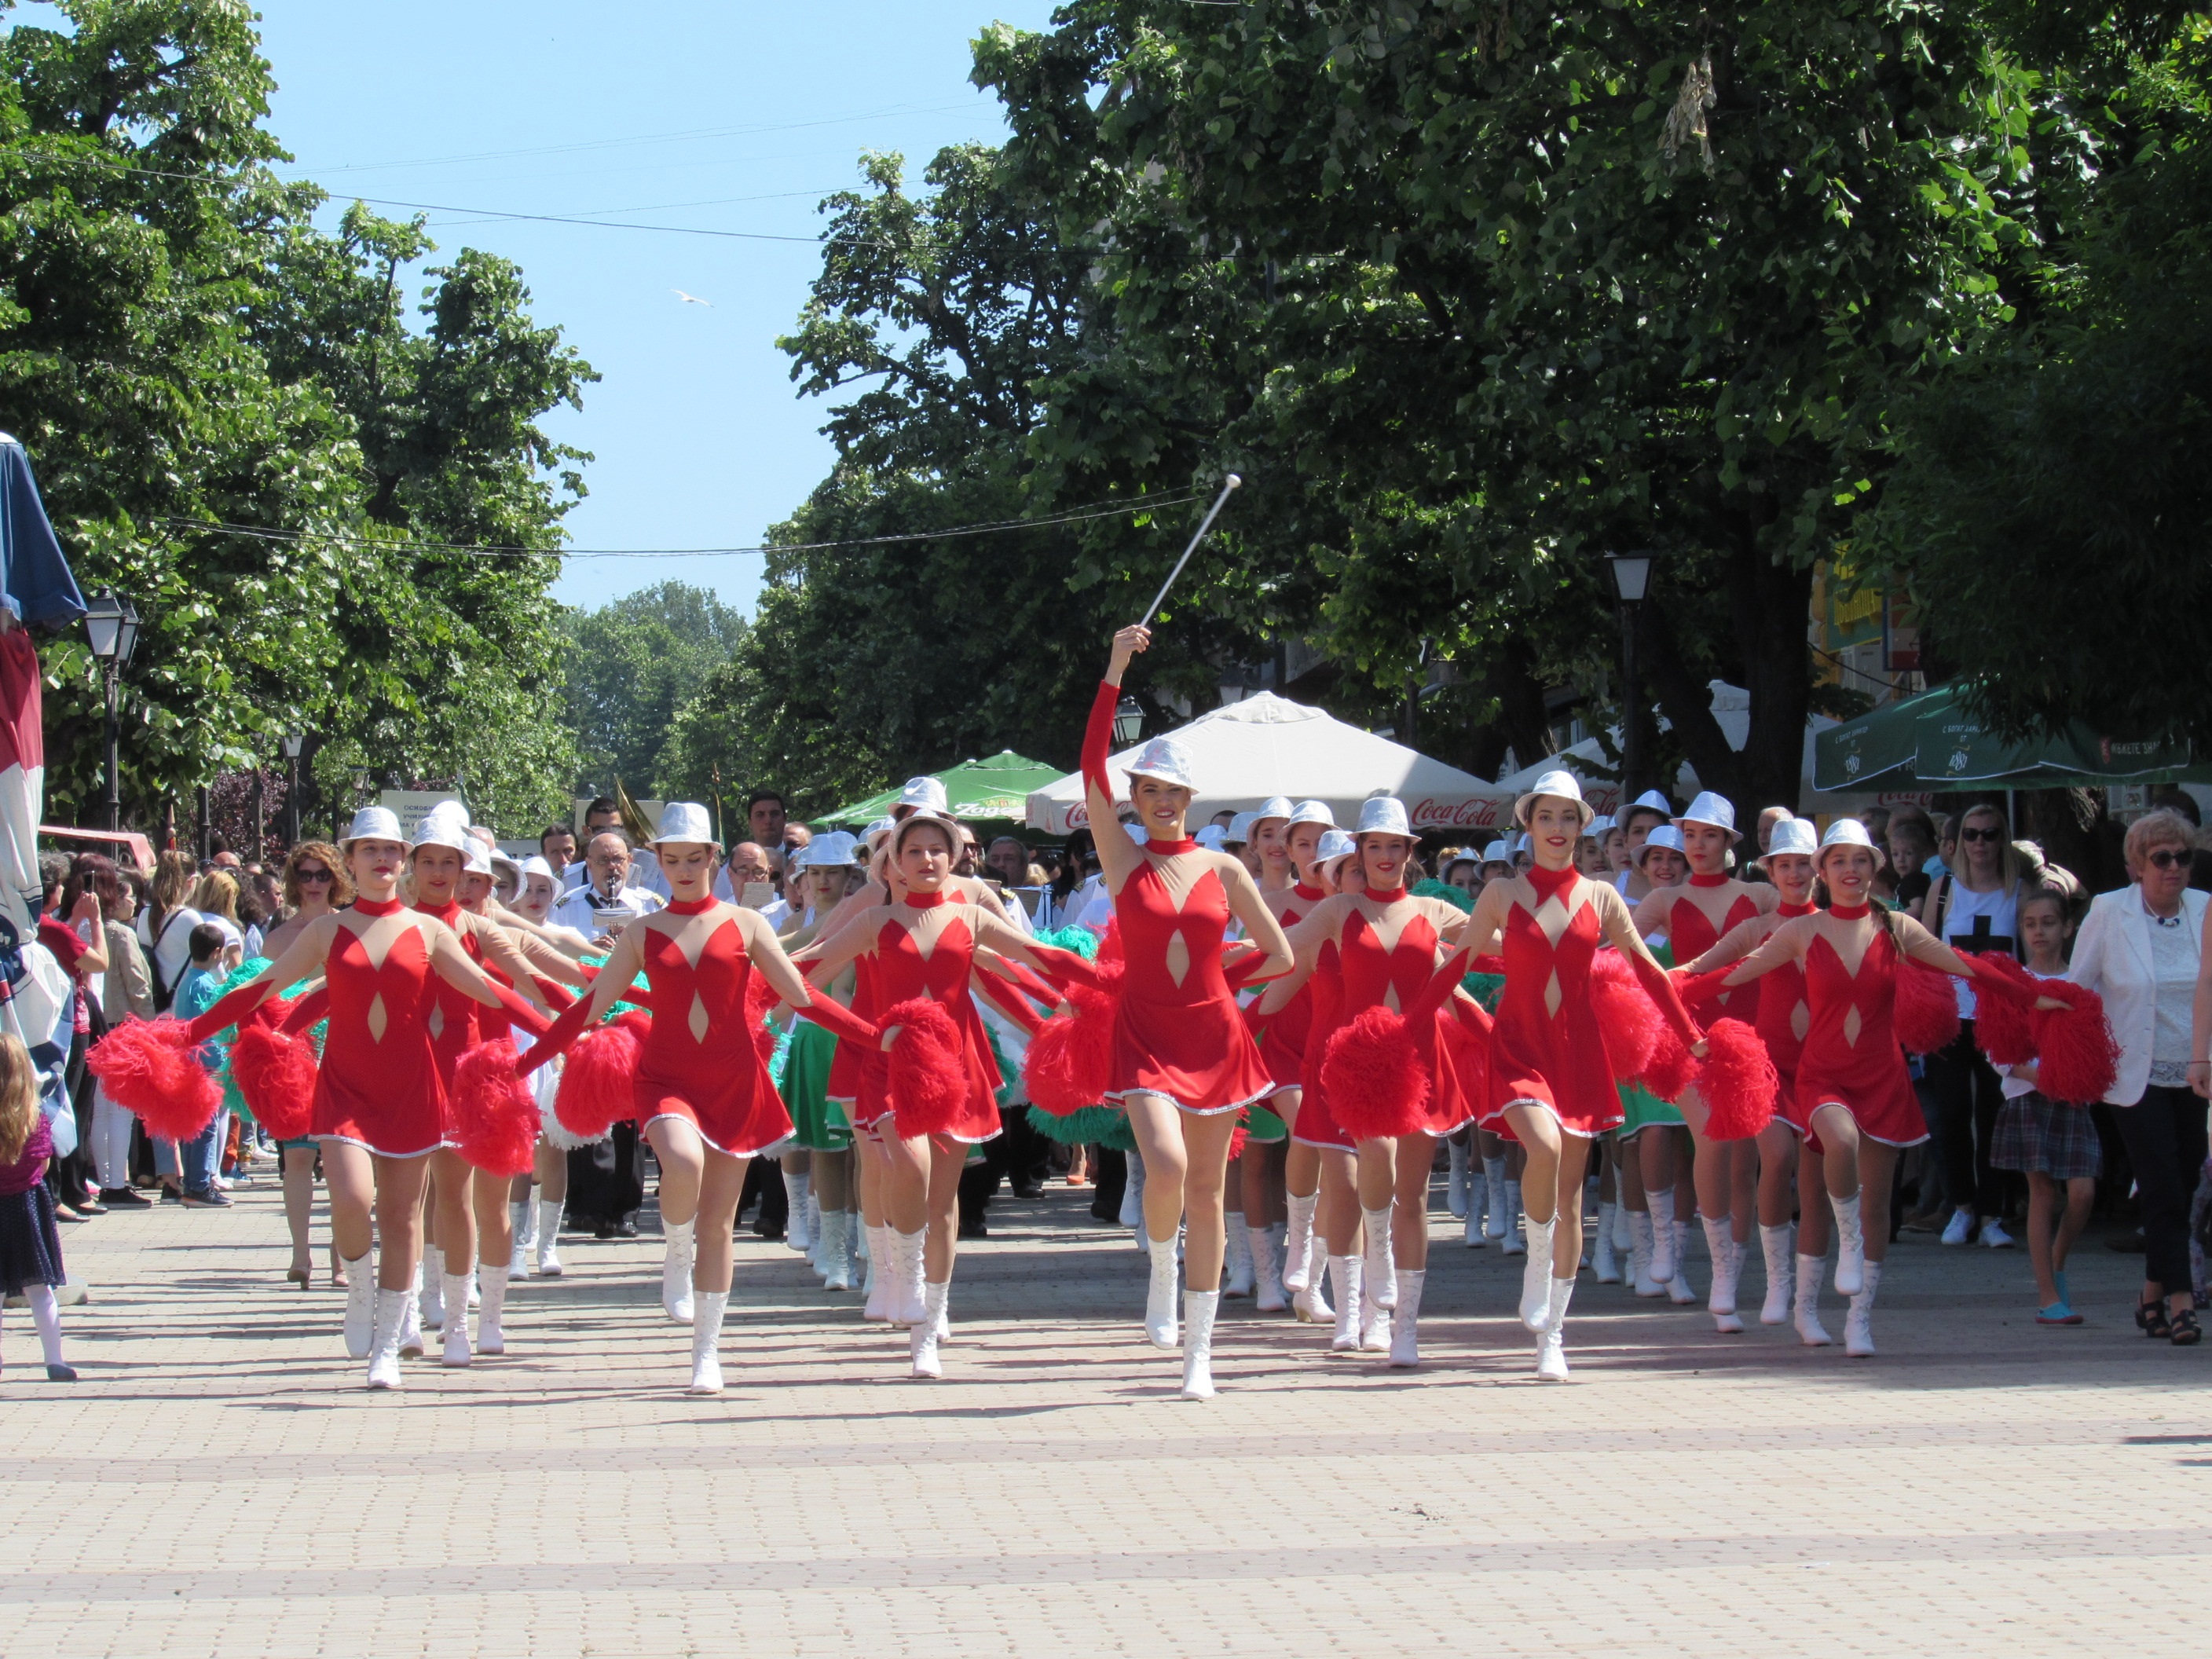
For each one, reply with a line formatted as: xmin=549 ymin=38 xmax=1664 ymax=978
xmin=462 ymin=840 xmax=495 ymax=877
xmin=1224 ymin=811 xmax=1258 ymax=846
xmin=1252 ymin=796 xmax=1294 ymax=825
xmin=411 ymin=811 xmax=471 ymax=854
xmin=1620 ymin=788 xmax=1674 ymax=823
xmin=1675 ymin=790 xmax=1742 ymax=842
xmin=1314 ymin=828 xmax=1357 ymax=877
xmin=1816 ymin=818 xmax=1888 ymax=869
xmin=1355 ymin=796 xmax=1412 ymax=837
xmin=1585 ymin=814 xmax=1614 ymax=839
xmin=1480 ymin=839 xmax=1514 ymax=866
xmin=801 ymin=830 xmax=863 ymax=868
xmin=339 ymin=805 xmax=405 ymax=850
xmin=1512 ymin=768 xmax=1595 ymax=829
xmin=895 ymin=776 xmax=949 ymax=815
xmin=519 ymin=855 xmax=557 ymax=883
xmin=646 ymin=800 xmax=720 ymax=849
xmin=1512 ymin=833 xmax=1533 ymax=856
xmin=1632 ymin=824 xmax=1688 ymax=868
xmin=892 ymin=809 xmax=961 ymax=859
xmin=1194 ymin=824 xmax=1228 ymax=850
xmin=1758 ymin=817 xmax=1819 ymax=862
xmin=862 ymin=816 xmax=895 ymax=848
xmin=1126 ymin=735 xmax=1197 ymax=791
xmin=1288 ymin=799 xmax=1336 ymax=829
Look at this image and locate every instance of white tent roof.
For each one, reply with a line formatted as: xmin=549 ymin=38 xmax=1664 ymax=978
xmin=1025 ymin=691 xmax=1513 ymax=837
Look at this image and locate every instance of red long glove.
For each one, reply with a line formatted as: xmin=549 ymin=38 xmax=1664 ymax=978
xmin=973 ymin=975 xmax=1046 ymax=1037
xmin=488 ymin=980 xmax=552 ymax=1038
xmin=1672 ymin=966 xmax=1736 ymax=1009
xmin=280 ymin=987 xmax=331 ymax=1035
xmin=1028 ymin=942 xmax=1106 ymax=993
xmin=533 ymin=976 xmax=579 ymax=1011
xmin=1630 ymin=947 xmax=1703 ymax=1049
xmin=185 ymin=980 xmax=278 ymax=1044
xmin=1225 ymin=946 xmax=1291 ymax=991
xmin=990 ymin=959 xmax=1064 ymax=1012
xmin=792 ymin=990 xmax=879 ymax=1048
xmin=516 ymin=991 xmax=604 ymax=1077
xmin=1082 ymin=678 xmax=1119 ymax=807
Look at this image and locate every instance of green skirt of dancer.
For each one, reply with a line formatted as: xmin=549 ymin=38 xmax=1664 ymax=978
xmin=781 ymin=1020 xmax=851 ymax=1152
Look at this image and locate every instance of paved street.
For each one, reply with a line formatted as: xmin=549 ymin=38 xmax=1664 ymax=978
xmin=6 ymin=1173 xmax=2208 ymax=1658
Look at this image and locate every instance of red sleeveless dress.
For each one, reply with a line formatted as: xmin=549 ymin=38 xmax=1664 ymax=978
xmin=1337 ymin=903 xmax=1469 ymax=1136
xmin=1756 ymin=900 xmax=1817 ymax=1136
xmin=412 ymin=899 xmax=481 ymax=1090
xmin=312 ymin=901 xmax=448 ymax=1157
xmin=633 ymin=902 xmax=793 ymax=1157
xmin=1482 ymin=868 xmax=1624 ymax=1138
xmin=863 ymin=895 xmax=1003 ymax=1144
xmin=1289 ymin=940 xmax=1351 ymax=1149
xmin=1256 ymin=883 xmax=1328 ymax=1093
xmin=1665 ymin=878 xmax=1763 ymax=1024
xmin=1795 ymin=910 xmax=1928 ymax=1152
xmin=1105 ymin=846 xmax=1275 ymax=1114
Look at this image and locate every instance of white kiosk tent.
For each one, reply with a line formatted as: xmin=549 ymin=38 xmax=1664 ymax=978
xmin=1024 ymin=691 xmax=1513 ymax=837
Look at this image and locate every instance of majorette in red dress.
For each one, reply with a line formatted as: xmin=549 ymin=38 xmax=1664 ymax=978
xmin=632 ymin=898 xmax=794 ymax=1158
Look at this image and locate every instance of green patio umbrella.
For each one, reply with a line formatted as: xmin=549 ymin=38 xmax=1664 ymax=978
xmin=1815 ymin=684 xmax=2209 ymax=792
xmin=818 ymin=751 xmax=1064 ymax=828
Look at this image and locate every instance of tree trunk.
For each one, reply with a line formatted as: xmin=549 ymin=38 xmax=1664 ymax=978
xmin=1465 ymin=635 xmax=1558 ymax=780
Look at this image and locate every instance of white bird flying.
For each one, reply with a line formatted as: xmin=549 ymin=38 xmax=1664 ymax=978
xmin=671 ymin=288 xmax=712 ymax=306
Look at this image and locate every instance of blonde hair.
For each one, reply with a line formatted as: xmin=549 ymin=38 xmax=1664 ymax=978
xmin=0 ymin=1033 xmax=39 ymax=1166
xmin=149 ymin=849 xmax=196 ymax=914
xmin=2124 ymin=808 xmax=2197 ymax=875
xmin=190 ymin=870 xmax=240 ymax=922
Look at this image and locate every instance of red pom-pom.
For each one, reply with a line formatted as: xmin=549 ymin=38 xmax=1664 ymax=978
xmin=231 ymin=1024 xmax=318 ymax=1140
xmin=554 ymin=1013 xmax=644 ymax=1141
xmin=1588 ymin=950 xmax=1660 ymax=1084
xmin=1966 ymin=952 xmax=2038 ymax=1066
xmin=1470 ymin=954 xmax=1507 ymax=977
xmin=1892 ymin=956 xmax=1961 ymax=1054
xmin=452 ymin=1039 xmax=540 ymax=1177
xmin=87 ymin=1020 xmax=222 ymax=1141
xmin=1320 ymin=1005 xmax=1429 ymax=1139
xmin=1694 ymin=1018 xmax=1778 ymax=1140
xmin=882 ymin=998 xmax=970 ymax=1137
xmin=1643 ymin=1026 xmax=1697 ymax=1102
xmin=1023 ymin=983 xmax=1119 ymax=1116
xmin=1227 ymin=1118 xmax=1251 ymax=1163
xmin=2031 ymin=980 xmax=2120 ymax=1104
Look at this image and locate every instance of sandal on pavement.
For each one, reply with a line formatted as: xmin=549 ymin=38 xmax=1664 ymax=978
xmin=2171 ymin=1308 xmax=2201 ymax=1346
xmin=2137 ymin=1299 xmax=2172 ymax=1340
xmin=2035 ymin=1302 xmax=2082 ymax=1327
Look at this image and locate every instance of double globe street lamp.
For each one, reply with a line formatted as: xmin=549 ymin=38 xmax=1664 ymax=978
xmin=82 ymin=591 xmax=142 ymax=833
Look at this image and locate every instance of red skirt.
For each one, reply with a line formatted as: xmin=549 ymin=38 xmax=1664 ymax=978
xmin=635 ymin=1054 xmax=793 ymax=1159
xmin=1108 ymin=990 xmax=1273 ymax=1115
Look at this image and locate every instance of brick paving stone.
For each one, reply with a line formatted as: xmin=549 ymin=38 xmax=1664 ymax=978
xmin=3 ymin=1170 xmax=2208 ymax=1657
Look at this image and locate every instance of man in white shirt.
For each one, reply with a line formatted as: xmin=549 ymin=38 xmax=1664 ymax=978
xmin=562 ymin=798 xmax=626 ymax=892
xmin=551 ymin=831 xmax=665 ymax=945
xmin=727 ymin=840 xmax=791 ymax=926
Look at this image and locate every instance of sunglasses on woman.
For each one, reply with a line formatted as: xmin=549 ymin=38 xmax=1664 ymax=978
xmin=1958 ymin=826 xmax=2005 ymax=844
xmin=295 ymin=867 xmax=335 ymax=884
xmin=2144 ymin=848 xmax=2194 ymax=872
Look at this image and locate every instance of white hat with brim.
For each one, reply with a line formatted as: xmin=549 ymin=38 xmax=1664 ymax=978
xmin=411 ymin=813 xmax=471 ymax=855
xmin=1356 ymin=796 xmax=1412 ymax=837
xmin=520 ymin=855 xmax=557 ymax=884
xmin=801 ymin=830 xmax=863 ymax=869
xmin=1512 ymin=769 xmax=1595 ymax=830
xmin=862 ymin=816 xmax=895 ymax=848
xmin=1585 ymin=814 xmax=1614 ymax=839
xmin=489 ymin=850 xmax=522 ymax=883
xmin=1675 ymin=790 xmax=1742 ymax=842
xmin=1288 ymin=799 xmax=1336 ymax=829
xmin=896 ymin=776 xmax=949 ymax=815
xmin=1315 ymin=828 xmax=1357 ymax=877
xmin=646 ymin=801 xmax=720 ymax=851
xmin=1126 ymin=736 xmax=1197 ymax=792
xmin=1224 ymin=811 xmax=1257 ymax=845
xmin=1816 ymin=819 xmax=1888 ymax=870
xmin=1252 ymin=796 xmax=1294 ymax=826
xmin=339 ymin=806 xmax=405 ymax=851
xmin=1480 ymin=839 xmax=1514 ymax=866
xmin=1194 ymin=825 xmax=1227 ymax=851
xmin=1633 ymin=824 xmax=1687 ymax=868
xmin=461 ymin=840 xmax=495 ymax=877
xmin=1757 ymin=818 xmax=1820 ymax=863
xmin=892 ymin=811 xmax=961 ymax=859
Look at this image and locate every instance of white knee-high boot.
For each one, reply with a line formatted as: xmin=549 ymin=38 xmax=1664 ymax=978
xmin=1388 ymin=1268 xmax=1426 ymax=1368
xmin=1536 ymin=1276 xmax=1575 ymax=1381
xmin=1291 ymin=1231 xmax=1332 ymax=1324
xmin=1224 ymin=1215 xmax=1255 ymax=1298
xmin=1702 ymin=1216 xmax=1745 ymax=1333
xmin=1844 ymin=1259 xmax=1882 ymax=1357
xmin=1282 ymin=1189 xmax=1317 ymax=1291
xmin=1181 ymin=1288 xmax=1221 ymax=1399
xmin=1251 ymin=1220 xmax=1287 ymax=1313
xmin=892 ymin=1227 xmax=928 ymax=1327
xmin=1446 ymin=1136 xmax=1470 ymax=1219
xmin=1518 ymin=1214 xmax=1557 ymax=1331
xmin=1666 ymin=1222 xmax=1699 ymax=1305
xmin=535 ymin=1198 xmax=565 ymax=1276
xmin=910 ymin=1280 xmax=949 ymax=1378
xmin=688 ymin=1290 xmax=729 ymax=1395
xmin=1794 ymin=1254 xmax=1833 ymax=1346
xmin=508 ymin=1201 xmax=533 ymax=1276
xmin=1646 ymin=1188 xmax=1678 ymax=1281
xmin=1829 ymin=1191 xmax=1866 ymax=1295
xmin=1327 ymin=1255 xmax=1363 ymax=1351
xmin=417 ymin=1258 xmax=443 ymax=1330
xmin=1144 ymin=1232 xmax=1181 ymax=1349
xmin=1359 ymin=1203 xmax=1397 ymax=1309
xmin=863 ymin=1225 xmax=894 ymax=1320
xmin=1593 ymin=1203 xmax=1621 ymax=1282
xmin=367 ymin=1287 xmax=411 ymax=1390
xmin=1499 ymin=1177 xmax=1525 ymax=1254
xmin=342 ymin=1253 xmax=375 ymax=1357
xmin=782 ymin=1169 xmax=812 ymax=1253
xmin=440 ymin=1271 xmax=474 ymax=1366
xmin=477 ymin=1264 xmax=510 ymax=1355
xmin=661 ymin=1216 xmax=696 ymax=1323
xmin=1759 ymin=1222 xmax=1796 ymax=1324
xmin=1627 ymin=1210 xmax=1661 ymax=1296
xmin=820 ymin=1210 xmax=853 ymax=1291
xmin=1483 ymin=1158 xmax=1509 ymax=1243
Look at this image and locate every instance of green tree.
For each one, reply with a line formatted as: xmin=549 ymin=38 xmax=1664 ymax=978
xmin=558 ymin=579 xmax=744 ymax=797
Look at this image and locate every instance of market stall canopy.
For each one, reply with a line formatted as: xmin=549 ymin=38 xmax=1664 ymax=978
xmin=1024 ymin=692 xmax=1508 ymax=836
xmin=820 ymin=751 xmax=1062 ymax=828
xmin=1813 ymin=684 xmax=2209 ymax=792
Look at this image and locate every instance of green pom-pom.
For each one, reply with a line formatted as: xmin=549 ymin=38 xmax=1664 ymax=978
xmin=1032 ymin=925 xmax=1098 ymax=960
xmin=1411 ymin=878 xmax=1473 ymax=914
xmin=1027 ymin=1104 xmax=1135 ymax=1151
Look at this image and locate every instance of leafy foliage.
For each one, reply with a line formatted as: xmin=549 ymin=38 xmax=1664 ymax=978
xmin=558 ymin=580 xmax=744 ymax=798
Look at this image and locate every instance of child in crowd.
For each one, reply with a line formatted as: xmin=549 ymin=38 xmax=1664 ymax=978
xmin=0 ymin=1031 xmax=76 ymax=1379
xmin=169 ymin=923 xmax=235 ymax=1209
xmin=1990 ymin=886 xmax=2098 ymax=1324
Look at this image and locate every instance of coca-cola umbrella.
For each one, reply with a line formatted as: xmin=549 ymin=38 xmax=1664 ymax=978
xmin=1024 ymin=691 xmax=1511 ymax=837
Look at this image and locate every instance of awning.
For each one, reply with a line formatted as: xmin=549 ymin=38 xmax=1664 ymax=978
xmin=1815 ymin=684 xmax=2207 ymax=792
xmin=819 ymin=751 xmax=1064 ymax=829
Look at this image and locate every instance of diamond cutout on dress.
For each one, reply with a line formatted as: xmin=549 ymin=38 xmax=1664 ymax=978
xmin=1841 ymin=1005 xmax=1862 ymax=1047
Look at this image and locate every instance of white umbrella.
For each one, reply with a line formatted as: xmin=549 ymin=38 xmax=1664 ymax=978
xmin=1025 ymin=691 xmax=1512 ymax=836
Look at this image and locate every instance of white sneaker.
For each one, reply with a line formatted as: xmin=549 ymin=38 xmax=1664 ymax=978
xmin=1979 ymin=1218 xmax=2014 ymax=1249
xmin=1939 ymin=1207 xmax=1972 ymax=1246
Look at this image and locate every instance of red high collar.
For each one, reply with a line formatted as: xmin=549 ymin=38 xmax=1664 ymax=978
xmin=1291 ymin=883 xmax=1327 ymax=903
xmin=1146 ymin=837 xmax=1199 ymax=855
xmin=412 ymin=899 xmax=460 ymax=923
xmin=665 ymin=895 xmax=717 ymax=915
xmin=1829 ymin=902 xmax=1872 ymax=920
xmin=353 ymin=898 xmax=405 ymax=917
xmin=1778 ymin=900 xmax=1818 ymax=917
xmin=1526 ymin=865 xmax=1578 ymax=903
xmin=1688 ymin=873 xmax=1729 ymax=888
xmin=903 ymin=892 xmax=949 ymax=910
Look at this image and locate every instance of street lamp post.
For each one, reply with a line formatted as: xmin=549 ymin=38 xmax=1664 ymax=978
xmin=281 ymin=733 xmax=305 ymax=850
xmin=1112 ymin=695 xmax=1144 ymax=748
xmin=82 ymin=591 xmax=141 ymax=833
xmin=1604 ymin=551 xmax=1655 ymax=799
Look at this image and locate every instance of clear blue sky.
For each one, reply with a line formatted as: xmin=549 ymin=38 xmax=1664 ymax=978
xmin=246 ymin=0 xmax=1060 ymax=613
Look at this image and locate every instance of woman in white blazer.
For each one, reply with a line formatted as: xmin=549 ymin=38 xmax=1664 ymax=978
xmin=2073 ymin=809 xmax=2207 ymax=1344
